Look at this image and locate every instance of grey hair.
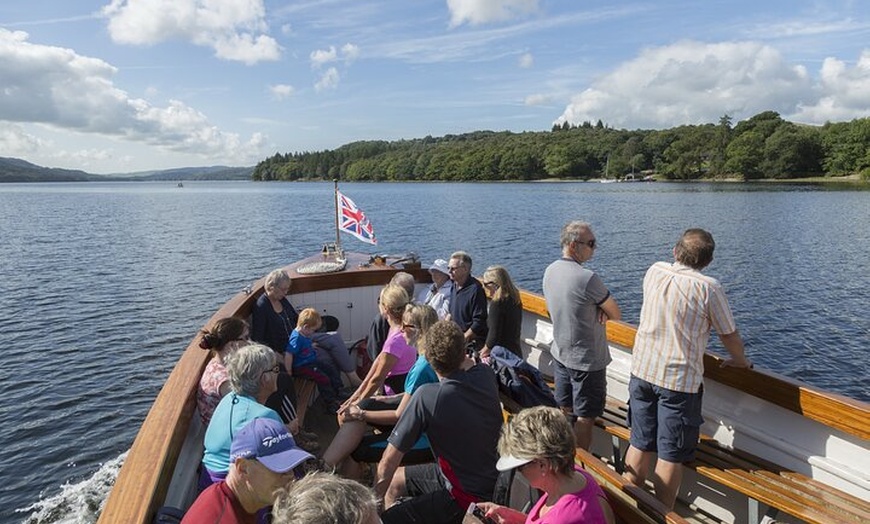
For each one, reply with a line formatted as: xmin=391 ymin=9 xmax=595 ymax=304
xmin=265 ymin=268 xmax=291 ymax=292
xmin=560 ymin=221 xmax=592 ymax=250
xmin=498 ymin=406 xmax=576 ymax=475
xmin=271 ymin=471 xmax=379 ymax=524
xmin=450 ymin=251 xmax=472 ymax=270
xmin=225 ymin=343 xmax=275 ymax=397
xmin=389 ymin=271 xmax=417 ymax=298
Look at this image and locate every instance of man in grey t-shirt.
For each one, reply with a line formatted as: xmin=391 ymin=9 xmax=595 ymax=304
xmin=542 ymin=221 xmax=621 ymax=449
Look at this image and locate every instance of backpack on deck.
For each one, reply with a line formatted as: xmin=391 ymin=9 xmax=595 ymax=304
xmin=488 ymin=346 xmax=557 ymax=409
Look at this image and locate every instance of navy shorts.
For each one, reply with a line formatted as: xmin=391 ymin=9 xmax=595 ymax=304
xmin=552 ymin=360 xmax=607 ymax=419
xmin=627 ymin=375 xmax=704 ymax=463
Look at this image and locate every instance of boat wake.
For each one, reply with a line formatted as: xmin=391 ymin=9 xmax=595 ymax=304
xmin=17 ymin=453 xmax=126 ymax=524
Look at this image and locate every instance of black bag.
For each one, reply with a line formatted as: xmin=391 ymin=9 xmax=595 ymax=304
xmin=488 ymin=346 xmax=557 ymax=408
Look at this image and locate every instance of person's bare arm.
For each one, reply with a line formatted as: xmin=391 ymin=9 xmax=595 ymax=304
xmin=719 ymin=330 xmax=752 ymax=368
xmin=598 ymin=295 xmax=621 ymax=324
xmin=375 ymin=444 xmax=405 ymax=507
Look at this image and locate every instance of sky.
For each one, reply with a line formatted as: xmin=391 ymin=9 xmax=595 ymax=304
xmin=0 ymin=0 xmax=868 ymax=174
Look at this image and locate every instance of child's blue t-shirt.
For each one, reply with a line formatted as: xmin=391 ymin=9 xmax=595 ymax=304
xmin=286 ymin=329 xmax=317 ymax=368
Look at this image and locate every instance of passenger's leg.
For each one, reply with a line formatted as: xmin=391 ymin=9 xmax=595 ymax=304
xmin=624 ymin=445 xmax=654 ymax=486
xmin=572 ymin=368 xmax=607 ymax=450
xmin=574 ymin=416 xmax=595 ymax=450
xmin=322 ymin=420 xmax=368 ymax=468
xmin=652 ymin=459 xmax=683 ymax=509
xmin=625 ymin=375 xmax=658 ymax=486
xmin=313 ymin=332 xmax=355 ymax=372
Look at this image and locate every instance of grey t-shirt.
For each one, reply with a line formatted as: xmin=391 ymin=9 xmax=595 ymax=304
xmin=388 ymin=363 xmax=502 ymax=501
xmin=542 ymin=258 xmax=612 ymax=371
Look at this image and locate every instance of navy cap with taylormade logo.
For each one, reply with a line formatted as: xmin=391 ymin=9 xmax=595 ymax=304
xmin=230 ymin=418 xmax=314 ymax=473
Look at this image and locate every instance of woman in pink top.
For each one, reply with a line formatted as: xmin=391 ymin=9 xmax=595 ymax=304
xmin=340 ymin=284 xmax=415 ymax=411
xmin=478 ymin=406 xmax=615 ymax=524
xmin=196 ymin=317 xmax=249 ymax=426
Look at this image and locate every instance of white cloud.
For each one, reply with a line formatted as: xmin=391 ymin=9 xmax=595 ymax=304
xmin=310 ymin=43 xmax=359 ymax=68
xmin=269 ymin=84 xmax=295 ymax=100
xmin=447 ymin=0 xmax=540 ymax=27
xmin=791 ymin=50 xmax=870 ymax=123
xmin=557 ymin=40 xmax=815 ymax=128
xmin=101 ymin=0 xmax=280 ymax=64
xmin=524 ymin=94 xmax=550 ymax=106
xmin=310 ymin=45 xmax=338 ymax=67
xmin=0 ymin=122 xmax=47 ymax=156
xmin=0 ymin=28 xmax=266 ymax=163
xmin=518 ymin=52 xmax=533 ymax=68
xmin=341 ymin=43 xmax=360 ymax=63
xmin=315 ymin=67 xmax=340 ymax=92
xmin=55 ymin=148 xmax=114 ymax=165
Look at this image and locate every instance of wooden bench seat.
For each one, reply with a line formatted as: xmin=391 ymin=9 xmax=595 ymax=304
xmin=595 ymin=399 xmax=870 ymax=524
xmin=575 ymin=447 xmax=689 ymax=524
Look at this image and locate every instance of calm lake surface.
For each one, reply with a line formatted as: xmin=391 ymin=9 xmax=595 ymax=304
xmin=2 ymin=180 xmax=868 ymax=523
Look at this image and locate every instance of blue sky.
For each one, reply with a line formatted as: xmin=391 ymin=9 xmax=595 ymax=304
xmin=1 ymin=0 xmax=868 ymax=173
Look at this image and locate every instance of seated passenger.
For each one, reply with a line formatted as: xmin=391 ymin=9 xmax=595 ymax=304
xmin=477 ymin=406 xmax=615 ymax=524
xmin=342 ymin=284 xmax=416 ymax=411
xmin=480 ymin=265 xmax=523 ymax=359
xmin=251 ymin=269 xmax=354 ymax=422
xmin=183 ymin=417 xmax=314 ymax=524
xmin=271 ymin=471 xmax=379 ymax=524
xmin=201 ymin=342 xmax=287 ymax=488
xmin=376 ymin=321 xmax=503 ymax=524
xmin=197 ymin=316 xmax=250 ymax=426
xmin=417 ymin=259 xmax=452 ymax=319
xmin=323 ymin=304 xmax=439 ymax=477
xmin=287 ymin=308 xmax=344 ymax=412
xmin=367 ymin=272 xmax=417 ymax=361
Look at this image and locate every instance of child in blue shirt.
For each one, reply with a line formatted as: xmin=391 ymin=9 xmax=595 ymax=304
xmin=286 ymin=308 xmax=343 ymax=411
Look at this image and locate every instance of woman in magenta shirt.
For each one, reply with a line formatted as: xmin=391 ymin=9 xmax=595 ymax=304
xmin=340 ymin=284 xmax=416 ymax=412
xmin=478 ymin=406 xmax=615 ymax=524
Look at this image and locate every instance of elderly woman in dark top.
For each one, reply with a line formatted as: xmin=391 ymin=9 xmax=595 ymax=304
xmin=480 ymin=265 xmax=523 ymax=359
xmin=251 ymin=269 xmax=355 ymax=422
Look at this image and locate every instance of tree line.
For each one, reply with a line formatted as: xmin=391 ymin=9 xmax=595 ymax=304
xmin=252 ymin=111 xmax=870 ymax=182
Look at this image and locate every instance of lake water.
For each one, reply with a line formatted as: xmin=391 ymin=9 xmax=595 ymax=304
xmin=1 ymin=180 xmax=868 ymax=523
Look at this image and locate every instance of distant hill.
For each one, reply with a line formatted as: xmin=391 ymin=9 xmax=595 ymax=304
xmin=114 ymin=165 xmax=254 ymax=181
xmin=0 ymin=157 xmax=103 ymax=182
xmin=0 ymin=157 xmax=253 ymax=182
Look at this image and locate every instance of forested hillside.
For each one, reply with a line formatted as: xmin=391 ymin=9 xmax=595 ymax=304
xmin=253 ymin=112 xmax=870 ymax=182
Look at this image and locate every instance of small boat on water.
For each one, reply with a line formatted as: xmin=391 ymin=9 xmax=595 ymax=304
xmin=98 ymin=250 xmax=869 ymax=524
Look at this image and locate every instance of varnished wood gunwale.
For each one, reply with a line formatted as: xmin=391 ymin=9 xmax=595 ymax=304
xmin=518 ymin=289 xmax=870 ymax=442
xmin=98 ymin=253 xmax=426 ymax=524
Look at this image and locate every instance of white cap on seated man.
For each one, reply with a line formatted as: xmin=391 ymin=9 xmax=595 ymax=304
xmin=182 ymin=417 xmax=314 ymax=523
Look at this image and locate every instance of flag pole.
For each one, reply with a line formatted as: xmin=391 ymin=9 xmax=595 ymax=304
xmin=333 ymin=179 xmax=341 ymax=254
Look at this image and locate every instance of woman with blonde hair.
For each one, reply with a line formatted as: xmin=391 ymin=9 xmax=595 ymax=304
xmin=196 ymin=317 xmax=249 ymax=426
xmin=324 ymin=303 xmax=439 ymax=476
xmin=340 ymin=285 xmax=416 ymax=413
xmin=478 ymin=406 xmax=615 ymax=524
xmin=480 ymin=265 xmax=523 ymax=358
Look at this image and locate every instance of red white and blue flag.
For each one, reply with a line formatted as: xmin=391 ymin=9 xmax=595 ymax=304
xmin=337 ymin=191 xmax=377 ymax=245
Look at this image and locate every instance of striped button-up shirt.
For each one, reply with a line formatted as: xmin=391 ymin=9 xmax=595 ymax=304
xmin=631 ymin=261 xmax=737 ymax=393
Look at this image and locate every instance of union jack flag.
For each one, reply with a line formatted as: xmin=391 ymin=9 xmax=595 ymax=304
xmin=337 ymin=191 xmax=377 ymax=245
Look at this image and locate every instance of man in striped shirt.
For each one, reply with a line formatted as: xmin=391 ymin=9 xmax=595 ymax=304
xmin=624 ymin=228 xmax=751 ymax=509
